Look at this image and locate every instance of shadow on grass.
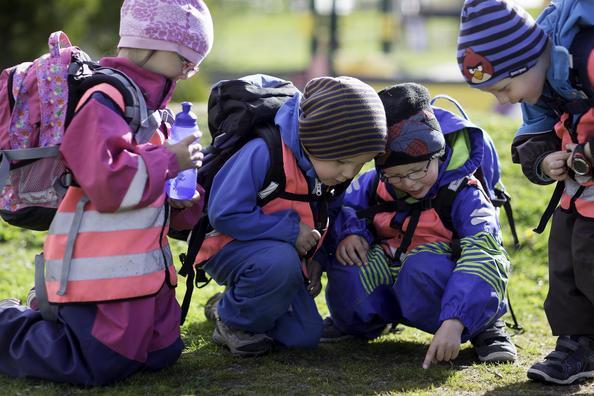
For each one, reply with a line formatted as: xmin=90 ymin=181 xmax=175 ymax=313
xmin=484 ymin=380 xmax=594 ymax=396
xmin=174 ymin=320 xmax=461 ymax=394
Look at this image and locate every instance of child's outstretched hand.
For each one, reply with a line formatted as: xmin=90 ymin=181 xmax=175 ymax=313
xmin=168 ymin=189 xmax=201 ymax=210
xmin=306 ymin=260 xmax=323 ymax=297
xmin=540 ymin=150 xmax=570 ymax=181
xmin=336 ymin=234 xmax=369 ymax=266
xmin=295 ymin=223 xmax=321 ymax=257
xmin=422 ymin=319 xmax=464 ymax=369
xmin=166 ymin=132 xmax=203 ymax=171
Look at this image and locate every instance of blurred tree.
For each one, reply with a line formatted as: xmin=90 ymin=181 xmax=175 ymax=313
xmin=0 ymin=0 xmax=120 ymax=68
xmin=0 ymin=0 xmax=216 ymax=102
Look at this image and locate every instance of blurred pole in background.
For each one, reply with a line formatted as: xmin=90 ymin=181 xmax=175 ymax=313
xmin=380 ymin=0 xmax=395 ymax=54
xmin=328 ymin=0 xmax=338 ymax=76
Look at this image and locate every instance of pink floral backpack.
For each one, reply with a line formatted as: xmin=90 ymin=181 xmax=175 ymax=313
xmin=0 ymin=31 xmax=164 ymax=230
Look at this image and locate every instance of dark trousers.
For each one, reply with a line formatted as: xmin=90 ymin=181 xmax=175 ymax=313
xmin=545 ymin=208 xmax=594 ymax=335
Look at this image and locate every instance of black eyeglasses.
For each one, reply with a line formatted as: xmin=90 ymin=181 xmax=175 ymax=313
xmin=177 ymin=53 xmax=199 ymax=73
xmin=380 ymin=159 xmax=432 ymax=184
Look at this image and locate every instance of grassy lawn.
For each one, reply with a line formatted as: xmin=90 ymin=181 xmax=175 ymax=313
xmin=1 ymin=108 xmax=594 ymax=395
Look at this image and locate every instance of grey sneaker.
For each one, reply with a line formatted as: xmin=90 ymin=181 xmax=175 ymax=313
xmin=320 ymin=317 xmax=353 ymax=343
xmin=204 ymin=292 xmax=223 ymax=322
xmin=471 ymin=319 xmax=517 ymax=362
xmin=212 ymin=317 xmax=274 ymax=357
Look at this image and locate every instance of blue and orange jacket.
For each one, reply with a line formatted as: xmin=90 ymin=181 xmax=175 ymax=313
xmin=197 ymin=92 xmax=340 ymax=266
xmin=329 ymin=113 xmax=510 ymax=329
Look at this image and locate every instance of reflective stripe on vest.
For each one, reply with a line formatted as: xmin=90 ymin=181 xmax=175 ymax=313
xmin=195 ymin=142 xmax=315 ymax=265
xmin=372 ymin=180 xmax=453 ymax=259
xmin=560 ymin=179 xmax=594 ymax=217
xmin=43 ymin=186 xmax=175 ymax=303
xmin=76 ymin=84 xmax=151 ymax=211
xmin=555 ymin=108 xmax=594 ymax=217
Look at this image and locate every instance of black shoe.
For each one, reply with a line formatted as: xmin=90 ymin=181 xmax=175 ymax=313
xmin=320 ymin=317 xmax=353 ymax=343
xmin=471 ymin=320 xmax=517 ymax=362
xmin=204 ymin=292 xmax=223 ymax=322
xmin=527 ymin=336 xmax=594 ymax=385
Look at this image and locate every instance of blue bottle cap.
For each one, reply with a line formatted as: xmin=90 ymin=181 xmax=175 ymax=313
xmin=174 ymin=102 xmax=197 ymax=127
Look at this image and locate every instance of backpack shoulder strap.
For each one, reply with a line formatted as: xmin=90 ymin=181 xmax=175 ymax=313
xmin=255 ymin=123 xmax=286 ymax=206
xmin=74 ymin=82 xmax=125 ymax=113
xmin=69 ymin=67 xmax=159 ymax=144
xmin=569 ymin=27 xmax=594 ymax=102
xmin=433 ymin=177 xmax=470 ymax=236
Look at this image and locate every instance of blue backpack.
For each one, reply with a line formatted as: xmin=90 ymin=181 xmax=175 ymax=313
xmin=431 ymin=95 xmax=520 ymax=250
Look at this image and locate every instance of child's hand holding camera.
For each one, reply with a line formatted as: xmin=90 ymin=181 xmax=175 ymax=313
xmin=541 ymin=150 xmax=570 ymax=181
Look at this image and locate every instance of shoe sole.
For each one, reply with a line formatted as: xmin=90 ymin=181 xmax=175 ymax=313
xmin=319 ymin=334 xmax=354 ymax=343
xmin=478 ymin=351 xmax=517 ymax=362
xmin=204 ymin=292 xmax=223 ymax=322
xmin=212 ymin=326 xmax=274 ymax=357
xmin=527 ymin=368 xmax=594 ymax=385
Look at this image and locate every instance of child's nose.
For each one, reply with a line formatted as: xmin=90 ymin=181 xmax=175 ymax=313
xmin=402 ymin=177 xmax=417 ymax=189
xmin=495 ymin=93 xmax=509 ymax=105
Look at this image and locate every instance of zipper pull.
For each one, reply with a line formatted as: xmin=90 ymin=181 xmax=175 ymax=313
xmin=313 ymin=179 xmax=322 ymax=197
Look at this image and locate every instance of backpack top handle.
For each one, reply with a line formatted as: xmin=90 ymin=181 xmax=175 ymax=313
xmin=430 ymin=94 xmax=470 ymax=121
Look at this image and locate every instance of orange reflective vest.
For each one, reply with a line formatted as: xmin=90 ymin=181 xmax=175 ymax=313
xmin=42 ymin=85 xmax=176 ymax=303
xmin=372 ymin=180 xmax=453 ymax=259
xmin=556 ymin=110 xmax=594 ymax=217
xmin=195 ymin=142 xmax=321 ymax=265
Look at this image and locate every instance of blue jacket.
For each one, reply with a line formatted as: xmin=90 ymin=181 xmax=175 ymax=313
xmin=517 ymin=0 xmax=594 ymax=137
xmin=208 ymin=92 xmax=338 ymax=245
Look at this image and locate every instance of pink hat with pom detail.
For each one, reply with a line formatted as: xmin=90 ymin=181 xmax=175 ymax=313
xmin=118 ymin=0 xmax=214 ymax=65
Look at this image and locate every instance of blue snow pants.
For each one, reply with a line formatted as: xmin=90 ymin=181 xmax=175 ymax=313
xmin=325 ymin=248 xmax=506 ymax=341
xmin=204 ymin=239 xmax=323 ymax=348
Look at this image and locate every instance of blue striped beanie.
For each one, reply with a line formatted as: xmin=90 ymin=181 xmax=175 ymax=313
xmin=299 ymin=76 xmax=387 ymax=160
xmin=457 ymin=0 xmax=548 ymax=88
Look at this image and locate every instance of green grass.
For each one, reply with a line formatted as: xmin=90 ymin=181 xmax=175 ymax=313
xmin=2 ymin=110 xmax=594 ymax=395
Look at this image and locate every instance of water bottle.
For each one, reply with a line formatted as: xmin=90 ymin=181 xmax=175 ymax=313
xmin=166 ymin=102 xmax=199 ymax=200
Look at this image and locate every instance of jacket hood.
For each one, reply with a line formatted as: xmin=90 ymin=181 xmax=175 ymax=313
xmin=275 ymin=92 xmax=317 ymax=180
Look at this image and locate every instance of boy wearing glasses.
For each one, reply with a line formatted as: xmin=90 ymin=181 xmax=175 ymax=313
xmin=319 ymin=83 xmax=516 ymax=368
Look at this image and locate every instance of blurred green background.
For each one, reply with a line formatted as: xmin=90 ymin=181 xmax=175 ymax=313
xmin=0 ymin=0 xmax=546 ymax=117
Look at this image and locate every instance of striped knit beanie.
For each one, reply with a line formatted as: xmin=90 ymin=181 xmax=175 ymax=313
xmin=298 ymin=76 xmax=387 ymax=160
xmin=457 ymin=0 xmax=548 ymax=88
xmin=376 ymin=83 xmax=444 ymax=168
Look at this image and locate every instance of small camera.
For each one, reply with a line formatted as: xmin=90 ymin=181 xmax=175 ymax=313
xmin=571 ymin=144 xmax=592 ymax=177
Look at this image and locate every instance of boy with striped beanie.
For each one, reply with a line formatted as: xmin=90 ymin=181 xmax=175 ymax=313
xmin=201 ymin=75 xmax=386 ymax=357
xmin=458 ymin=0 xmax=594 ymax=386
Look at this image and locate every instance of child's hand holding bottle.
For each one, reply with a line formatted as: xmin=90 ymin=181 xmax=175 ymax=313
xmin=166 ymin=102 xmax=203 ymax=208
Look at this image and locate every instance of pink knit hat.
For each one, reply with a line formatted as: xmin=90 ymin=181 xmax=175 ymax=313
xmin=118 ymin=0 xmax=214 ymax=65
